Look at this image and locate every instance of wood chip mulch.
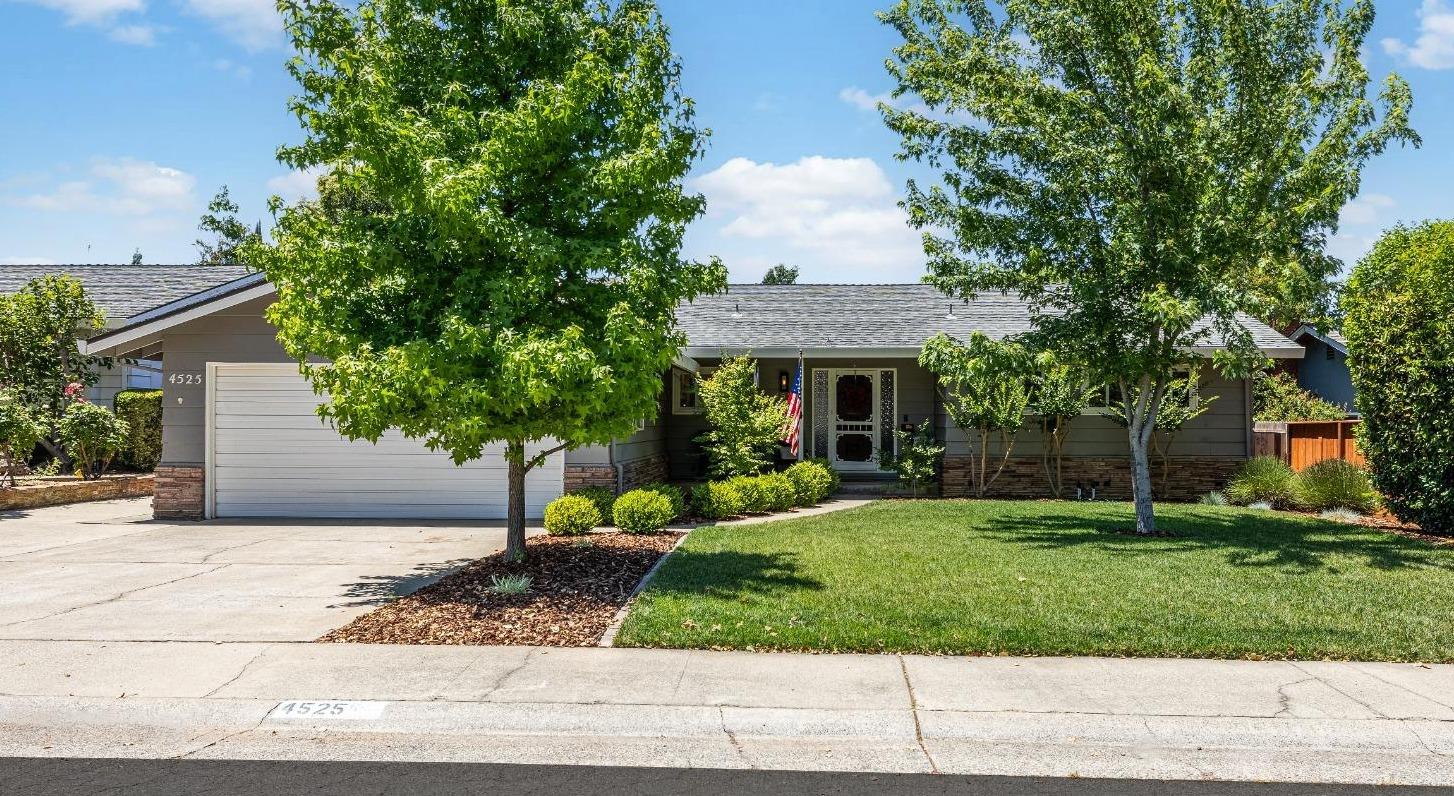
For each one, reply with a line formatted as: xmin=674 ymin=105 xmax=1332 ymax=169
xmin=319 ymin=531 xmax=682 ymax=646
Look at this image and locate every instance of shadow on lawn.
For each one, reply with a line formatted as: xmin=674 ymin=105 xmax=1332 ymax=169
xmin=981 ymin=508 xmax=1454 ymax=574
xmin=648 ymin=549 xmax=823 ymax=598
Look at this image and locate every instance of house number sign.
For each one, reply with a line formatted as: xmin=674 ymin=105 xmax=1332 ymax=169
xmin=269 ymin=700 xmax=390 ymax=720
xmin=168 ymin=373 xmax=204 ymax=386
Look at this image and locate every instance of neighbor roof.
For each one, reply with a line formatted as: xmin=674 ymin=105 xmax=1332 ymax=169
xmin=676 ymin=284 xmax=1302 ymax=357
xmin=1290 ymin=324 xmax=1348 ymax=355
xmin=0 ymin=264 xmax=252 ymax=320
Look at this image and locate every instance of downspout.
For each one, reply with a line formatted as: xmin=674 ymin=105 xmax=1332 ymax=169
xmin=610 ymin=438 xmax=625 ymax=493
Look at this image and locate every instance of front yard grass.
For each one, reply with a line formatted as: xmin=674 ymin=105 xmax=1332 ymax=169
xmin=615 ymin=500 xmax=1454 ymax=661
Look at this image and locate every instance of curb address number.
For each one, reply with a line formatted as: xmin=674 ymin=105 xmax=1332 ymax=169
xmin=269 ymin=700 xmax=389 ymax=720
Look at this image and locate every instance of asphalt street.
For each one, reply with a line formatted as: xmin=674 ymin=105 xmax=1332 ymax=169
xmin=2 ymin=759 xmax=1453 ymax=796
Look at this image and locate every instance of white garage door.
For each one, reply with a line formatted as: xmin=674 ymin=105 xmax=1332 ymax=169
xmin=207 ymin=363 xmax=564 ymax=519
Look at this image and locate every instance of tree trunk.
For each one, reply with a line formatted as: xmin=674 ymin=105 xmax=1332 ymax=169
xmin=1129 ymin=427 xmax=1157 ymax=534
xmin=505 ymin=439 xmax=528 ymax=562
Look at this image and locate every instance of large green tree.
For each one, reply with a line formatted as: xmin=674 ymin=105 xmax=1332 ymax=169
xmin=881 ymin=0 xmax=1415 ymax=533
xmin=196 ymin=186 xmax=260 ymax=266
xmin=0 ymin=276 xmax=111 ymax=470
xmin=253 ymin=0 xmax=724 ymax=559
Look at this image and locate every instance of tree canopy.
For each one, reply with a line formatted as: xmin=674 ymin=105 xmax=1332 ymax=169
xmin=881 ymin=0 xmax=1416 ymax=532
xmin=252 ymin=0 xmax=724 ymax=558
xmin=196 ymin=186 xmax=260 ymax=266
xmin=761 ymin=264 xmax=799 ymax=285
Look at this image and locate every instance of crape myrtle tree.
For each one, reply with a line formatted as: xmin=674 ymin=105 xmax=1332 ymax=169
xmin=253 ymin=0 xmax=725 ymax=560
xmin=881 ymin=0 xmax=1415 ymax=533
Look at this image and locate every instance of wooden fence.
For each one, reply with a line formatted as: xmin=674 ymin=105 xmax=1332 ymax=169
xmin=1252 ymin=420 xmax=1365 ymax=471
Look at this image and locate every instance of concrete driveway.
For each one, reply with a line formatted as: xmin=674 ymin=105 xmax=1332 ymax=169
xmin=0 ymin=497 xmax=524 ymax=642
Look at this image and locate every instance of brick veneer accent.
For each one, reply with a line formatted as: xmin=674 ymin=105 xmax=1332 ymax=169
xmin=1 ymin=474 xmax=153 ymax=511
xmin=620 ymin=453 xmax=670 ymax=492
xmin=153 ymin=464 xmax=204 ymax=520
xmin=942 ymin=456 xmax=1242 ymax=502
xmin=564 ymin=464 xmax=616 ymax=493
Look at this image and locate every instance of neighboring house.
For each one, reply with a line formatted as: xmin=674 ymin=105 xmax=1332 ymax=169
xmin=82 ymin=277 xmax=1305 ymax=521
xmin=0 ymin=264 xmax=250 ymax=407
xmin=1286 ymin=325 xmax=1356 ymax=415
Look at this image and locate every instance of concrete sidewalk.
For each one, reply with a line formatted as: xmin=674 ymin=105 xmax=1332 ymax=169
xmin=2 ymin=641 xmax=1453 ymax=785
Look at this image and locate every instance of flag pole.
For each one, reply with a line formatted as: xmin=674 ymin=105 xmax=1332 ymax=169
xmin=797 ymin=347 xmax=805 ymax=461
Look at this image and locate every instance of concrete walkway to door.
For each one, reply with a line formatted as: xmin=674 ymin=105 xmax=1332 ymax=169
xmin=0 ymin=497 xmax=534 ymax=642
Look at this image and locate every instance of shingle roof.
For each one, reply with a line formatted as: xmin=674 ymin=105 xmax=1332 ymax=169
xmin=677 ymin=284 xmax=1300 ymax=355
xmin=0 ymin=264 xmax=252 ymax=320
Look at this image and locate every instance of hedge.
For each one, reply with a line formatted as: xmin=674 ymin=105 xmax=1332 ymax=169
xmin=114 ymin=389 xmax=162 ymax=472
xmin=1343 ymin=221 xmax=1454 ymax=532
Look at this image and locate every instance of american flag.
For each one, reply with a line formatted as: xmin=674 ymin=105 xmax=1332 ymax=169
xmin=783 ymin=354 xmax=804 ymax=457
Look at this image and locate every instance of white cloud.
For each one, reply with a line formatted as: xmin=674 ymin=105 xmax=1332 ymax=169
xmin=692 ymin=156 xmax=924 ymax=281
xmin=16 ymin=0 xmax=160 ymax=46
xmin=212 ymin=58 xmax=253 ymax=80
xmin=1382 ymin=0 xmax=1454 ymax=70
xmin=1338 ymin=193 xmax=1395 ymax=226
xmin=183 ymin=0 xmax=282 ymax=50
xmin=839 ymin=87 xmax=891 ymax=112
xmin=18 ymin=0 xmax=143 ymax=24
xmin=107 ymin=23 xmax=157 ymax=45
xmin=266 ymin=166 xmax=326 ymax=202
xmin=10 ymin=158 xmax=196 ymax=216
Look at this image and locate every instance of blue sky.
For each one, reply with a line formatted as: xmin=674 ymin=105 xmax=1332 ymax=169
xmin=2 ymin=0 xmax=1452 ymax=283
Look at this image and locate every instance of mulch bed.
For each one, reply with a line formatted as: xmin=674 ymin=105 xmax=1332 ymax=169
xmin=319 ymin=531 xmax=682 ymax=646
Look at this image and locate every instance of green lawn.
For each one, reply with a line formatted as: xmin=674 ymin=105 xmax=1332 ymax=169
xmin=615 ymin=500 xmax=1454 ymax=661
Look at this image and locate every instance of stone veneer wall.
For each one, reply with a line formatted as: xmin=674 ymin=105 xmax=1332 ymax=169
xmin=941 ymin=455 xmax=1241 ymax=502
xmin=1 ymin=474 xmax=154 ymax=511
xmin=564 ymin=464 xmax=616 ymax=494
xmin=620 ymin=453 xmax=670 ymax=492
xmin=153 ymin=465 xmax=205 ymax=520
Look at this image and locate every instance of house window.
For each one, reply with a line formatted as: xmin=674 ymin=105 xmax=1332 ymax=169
xmin=1083 ymin=368 xmax=1200 ymax=415
xmin=671 ymin=367 xmax=715 ymax=415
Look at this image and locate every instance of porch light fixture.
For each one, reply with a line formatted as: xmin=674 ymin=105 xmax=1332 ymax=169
xmin=778 ymin=370 xmax=790 ymax=393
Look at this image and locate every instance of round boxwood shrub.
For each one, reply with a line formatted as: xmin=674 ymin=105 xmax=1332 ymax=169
xmin=727 ymin=475 xmax=769 ymax=514
xmin=640 ymin=483 xmax=686 ymax=520
xmin=785 ymin=460 xmax=834 ymax=506
xmin=569 ymin=487 xmax=617 ymax=526
xmin=543 ymin=494 xmax=602 ymax=536
xmin=807 ymin=457 xmax=841 ymax=494
xmin=1292 ymin=459 xmax=1378 ymax=514
xmin=1225 ymin=456 xmax=1299 ymax=509
xmin=758 ymin=472 xmax=798 ymax=512
xmin=692 ymin=480 xmax=743 ymax=521
xmin=1344 ymin=221 xmax=1454 ymax=532
xmin=612 ymin=489 xmax=676 ymax=533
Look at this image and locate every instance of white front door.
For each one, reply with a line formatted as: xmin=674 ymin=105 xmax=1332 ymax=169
xmin=827 ymin=369 xmax=879 ymax=472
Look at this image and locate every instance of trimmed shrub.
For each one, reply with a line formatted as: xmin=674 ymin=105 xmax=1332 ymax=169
xmin=613 ymin=489 xmax=676 ymax=533
xmin=807 ymin=457 xmax=841 ymax=494
xmin=728 ymin=475 xmax=769 ymax=514
xmin=641 ymin=483 xmax=686 ymax=520
xmin=570 ymin=486 xmax=617 ymax=526
xmin=57 ymin=402 xmax=129 ymax=480
xmin=1225 ymin=457 xmax=1298 ymax=509
xmin=758 ymin=472 xmax=798 ymax=512
xmin=544 ymin=494 xmax=602 ymax=536
xmin=1251 ymin=372 xmax=1347 ymax=422
xmin=692 ymin=480 xmax=743 ymax=521
xmin=0 ymin=391 xmax=44 ymax=488
xmin=1292 ymin=459 xmax=1378 ymax=514
xmin=785 ymin=460 xmax=835 ymax=506
xmin=113 ymin=389 xmax=162 ymax=471
xmin=1344 ymin=221 xmax=1454 ymax=532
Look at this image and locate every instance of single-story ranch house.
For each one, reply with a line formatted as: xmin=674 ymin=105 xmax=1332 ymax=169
xmin=77 ymin=271 xmax=1305 ymax=520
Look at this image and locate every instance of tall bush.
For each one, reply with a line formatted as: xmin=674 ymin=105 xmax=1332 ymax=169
xmin=695 ymin=355 xmax=790 ymax=478
xmin=1252 ymin=372 xmax=1346 ymax=422
xmin=57 ymin=402 xmax=129 ymax=480
xmin=878 ymin=421 xmax=943 ymax=496
xmin=0 ymin=391 xmax=43 ymax=488
xmin=1030 ymin=358 xmax=1095 ymax=498
xmin=114 ymin=389 xmax=162 ymax=471
xmin=1344 ymin=222 xmax=1454 ymax=532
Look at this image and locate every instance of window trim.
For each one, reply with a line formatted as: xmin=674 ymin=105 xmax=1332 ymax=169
xmin=671 ymin=366 xmax=716 ymax=415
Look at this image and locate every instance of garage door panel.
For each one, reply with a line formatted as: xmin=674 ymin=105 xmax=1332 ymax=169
xmin=209 ymin=364 xmax=564 ymax=520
